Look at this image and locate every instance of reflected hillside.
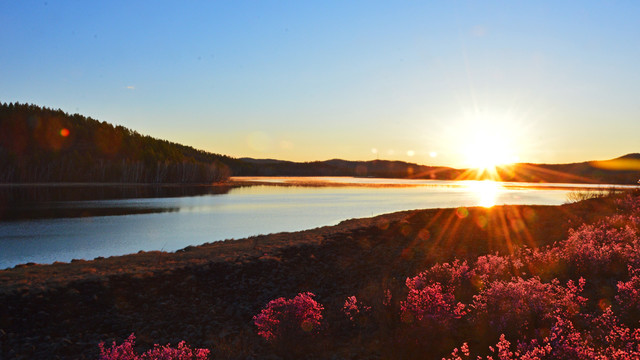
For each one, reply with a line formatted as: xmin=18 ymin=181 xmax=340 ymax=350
xmin=0 ymin=184 xmax=232 ymax=220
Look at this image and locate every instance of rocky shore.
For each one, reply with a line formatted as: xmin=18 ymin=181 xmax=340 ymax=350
xmin=0 ymin=198 xmax=618 ymax=359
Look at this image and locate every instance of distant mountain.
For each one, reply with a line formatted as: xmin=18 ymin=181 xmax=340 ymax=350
xmin=234 ymin=155 xmax=640 ymax=185
xmin=231 ymin=157 xmax=463 ymax=179
xmin=615 ymin=153 xmax=640 ymax=160
xmin=0 ymin=102 xmax=232 ymax=183
xmin=495 ymin=154 xmax=640 ymax=185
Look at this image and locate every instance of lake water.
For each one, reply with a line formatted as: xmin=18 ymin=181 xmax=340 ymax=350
xmin=0 ymin=177 xmax=634 ymax=269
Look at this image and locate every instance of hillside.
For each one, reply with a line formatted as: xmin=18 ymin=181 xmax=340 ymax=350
xmin=236 ymin=155 xmax=640 ymax=185
xmin=232 ymin=157 xmax=463 ymax=179
xmin=496 ymin=154 xmax=640 ymax=184
xmin=0 ymin=103 xmax=232 ymax=183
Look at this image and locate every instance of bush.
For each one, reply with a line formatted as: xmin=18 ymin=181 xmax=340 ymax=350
xmin=253 ymin=292 xmax=324 ymax=343
xmin=342 ymin=295 xmax=371 ymax=323
xmin=98 ymin=333 xmax=209 ymax=360
xmin=472 ymin=277 xmax=586 ymax=338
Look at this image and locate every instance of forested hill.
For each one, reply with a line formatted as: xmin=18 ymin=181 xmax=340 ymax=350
xmin=231 ymin=157 xmax=464 ymax=179
xmin=0 ymin=102 xmax=233 ymax=183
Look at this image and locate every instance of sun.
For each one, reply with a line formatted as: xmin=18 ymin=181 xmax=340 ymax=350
xmin=463 ymin=128 xmax=516 ymax=171
xmin=435 ymin=110 xmax=532 ymax=179
xmin=452 ymin=114 xmax=522 ymax=177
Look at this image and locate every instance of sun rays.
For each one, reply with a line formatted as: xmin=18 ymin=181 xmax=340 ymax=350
xmin=466 ymin=180 xmax=501 ymax=208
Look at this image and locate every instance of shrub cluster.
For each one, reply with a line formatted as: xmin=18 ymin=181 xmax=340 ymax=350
xmin=251 ymin=193 xmax=640 ymax=359
xmin=98 ymin=334 xmax=209 ymax=360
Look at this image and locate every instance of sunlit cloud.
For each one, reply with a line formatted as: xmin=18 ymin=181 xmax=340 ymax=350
xmin=126 ymin=85 xmax=135 ymax=90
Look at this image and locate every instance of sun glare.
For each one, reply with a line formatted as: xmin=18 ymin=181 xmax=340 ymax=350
xmin=463 ymin=129 xmax=516 ymax=171
xmin=448 ymin=113 xmax=524 ymax=178
xmin=467 ymin=180 xmax=501 ymax=208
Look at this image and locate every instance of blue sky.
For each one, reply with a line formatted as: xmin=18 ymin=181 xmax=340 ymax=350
xmin=1 ymin=1 xmax=639 ymax=167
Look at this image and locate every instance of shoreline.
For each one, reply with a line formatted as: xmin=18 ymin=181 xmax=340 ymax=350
xmin=0 ymin=197 xmax=623 ymax=359
xmin=230 ymin=176 xmax=640 ymax=190
xmin=0 ymin=176 xmax=638 ymax=189
xmin=0 ymin=198 xmax=619 ymax=294
xmin=0 ymin=208 xmax=418 ymax=293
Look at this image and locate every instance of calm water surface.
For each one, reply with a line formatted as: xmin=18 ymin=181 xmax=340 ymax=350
xmin=0 ymin=178 xmax=632 ymax=269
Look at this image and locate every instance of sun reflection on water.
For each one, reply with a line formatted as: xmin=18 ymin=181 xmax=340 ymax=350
xmin=467 ymin=180 xmax=501 ymax=208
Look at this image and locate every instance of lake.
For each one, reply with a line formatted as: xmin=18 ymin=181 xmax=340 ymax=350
xmin=0 ymin=177 xmax=634 ymax=269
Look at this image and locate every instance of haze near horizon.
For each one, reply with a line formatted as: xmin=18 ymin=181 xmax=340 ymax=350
xmin=1 ymin=1 xmax=639 ymax=168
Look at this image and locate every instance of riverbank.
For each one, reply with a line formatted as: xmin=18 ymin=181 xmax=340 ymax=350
xmin=0 ymin=196 xmax=627 ymax=359
xmin=229 ymin=176 xmax=640 ymax=189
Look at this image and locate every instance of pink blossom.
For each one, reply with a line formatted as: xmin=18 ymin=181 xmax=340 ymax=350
xmin=98 ymin=334 xmax=209 ymax=360
xmin=342 ymin=295 xmax=371 ymax=322
xmin=253 ymin=292 xmax=324 ymax=342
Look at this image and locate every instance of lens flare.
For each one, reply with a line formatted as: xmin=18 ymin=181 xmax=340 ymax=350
xmin=467 ymin=180 xmax=500 ymax=208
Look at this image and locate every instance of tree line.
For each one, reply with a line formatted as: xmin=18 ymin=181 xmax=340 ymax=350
xmin=0 ymin=102 xmax=231 ymax=183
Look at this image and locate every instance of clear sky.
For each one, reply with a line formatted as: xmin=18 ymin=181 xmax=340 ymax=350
xmin=1 ymin=1 xmax=639 ymax=168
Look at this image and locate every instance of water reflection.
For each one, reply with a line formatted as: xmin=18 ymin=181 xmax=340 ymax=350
xmin=466 ymin=180 xmax=501 ymax=208
xmin=0 ymin=178 xmax=635 ymax=268
xmin=0 ymin=184 xmax=232 ymax=220
xmin=0 ymin=184 xmax=233 ymax=202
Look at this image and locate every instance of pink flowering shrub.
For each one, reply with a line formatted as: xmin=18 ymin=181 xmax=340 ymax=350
xmin=474 ymin=254 xmax=510 ymax=279
xmin=444 ymin=320 xmax=586 ymax=359
xmin=401 ymin=261 xmax=471 ymax=327
xmin=401 ymin=282 xmax=467 ymax=327
xmin=446 ymin=310 xmax=640 ymax=359
xmin=98 ymin=333 xmax=209 ymax=360
xmin=407 ymin=260 xmax=471 ymax=291
xmin=590 ymin=307 xmax=640 ymax=358
xmin=515 ymin=213 xmax=640 ymax=283
xmin=522 ymin=316 xmax=596 ymax=359
xmin=397 ymin=280 xmax=468 ymax=355
xmin=444 ymin=334 xmax=518 ymax=360
xmin=406 ymin=260 xmax=475 ymax=303
xmin=561 ymin=220 xmax=638 ymax=278
xmin=253 ymin=292 xmax=324 ymax=343
xmin=616 ymin=268 xmax=640 ymax=324
xmin=514 ymin=247 xmax=564 ymax=283
xmin=474 ymin=253 xmax=524 ymax=283
xmin=617 ymin=193 xmax=640 ymax=219
xmin=342 ymin=295 xmax=371 ymax=323
xmin=472 ymin=277 xmax=586 ymax=338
